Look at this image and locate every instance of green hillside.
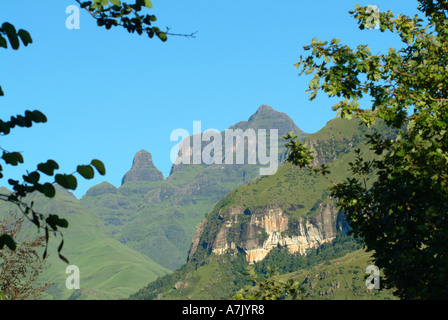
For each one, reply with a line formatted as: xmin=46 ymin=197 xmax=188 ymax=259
xmin=210 ymin=116 xmax=393 ymax=217
xmin=278 ymin=249 xmax=397 ymax=300
xmin=80 ymin=105 xmax=306 ymax=270
xmin=129 ymin=115 xmax=398 ymax=300
xmin=0 ymin=107 xmax=397 ymax=300
xmin=1 ymin=105 xmax=310 ymax=299
xmin=0 ymin=186 xmax=170 ymax=300
xmin=130 ymin=247 xmax=397 ymax=300
xmin=188 ymin=116 xmax=391 ymax=263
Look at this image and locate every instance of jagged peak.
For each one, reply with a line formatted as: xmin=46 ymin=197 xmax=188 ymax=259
xmin=132 ymin=149 xmax=155 ymax=166
xmin=122 ymin=149 xmax=164 ymax=185
xmin=230 ymin=104 xmax=306 ymax=137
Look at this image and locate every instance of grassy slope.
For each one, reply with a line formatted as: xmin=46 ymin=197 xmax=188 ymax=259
xmin=140 ymin=249 xmax=396 ymax=300
xmin=131 ymin=117 xmax=397 ymax=300
xmin=203 ymin=116 xmax=388 ymax=220
xmin=278 ymin=249 xmax=397 ymax=300
xmin=0 ymin=186 xmax=170 ymax=300
xmin=109 ymin=144 xmax=293 ymax=270
xmin=80 ymin=168 xmax=261 ymax=270
xmin=130 ymin=253 xmax=247 ymax=300
xmin=0 ymin=112 xmax=393 ymax=300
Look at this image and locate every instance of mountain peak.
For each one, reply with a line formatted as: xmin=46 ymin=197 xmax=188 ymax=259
xmin=133 ymin=149 xmax=154 ymax=165
xmin=230 ymin=105 xmax=306 ymax=137
xmin=121 ymin=149 xmax=164 ymax=185
xmin=257 ymin=104 xmax=274 ymax=112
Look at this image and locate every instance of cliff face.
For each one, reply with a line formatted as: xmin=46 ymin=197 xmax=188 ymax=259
xmin=188 ymin=202 xmax=348 ymax=264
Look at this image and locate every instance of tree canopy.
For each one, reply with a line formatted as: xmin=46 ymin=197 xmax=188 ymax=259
xmin=285 ymin=0 xmax=448 ymax=299
xmin=233 ymin=267 xmax=304 ymax=300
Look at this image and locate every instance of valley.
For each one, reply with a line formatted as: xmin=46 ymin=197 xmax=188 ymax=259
xmin=0 ymin=104 xmax=394 ymax=300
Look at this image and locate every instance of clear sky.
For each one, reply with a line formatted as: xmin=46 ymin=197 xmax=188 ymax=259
xmin=0 ymin=0 xmax=420 ymax=198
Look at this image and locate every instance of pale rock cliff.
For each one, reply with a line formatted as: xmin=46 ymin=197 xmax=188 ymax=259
xmin=189 ymin=202 xmax=348 ymax=264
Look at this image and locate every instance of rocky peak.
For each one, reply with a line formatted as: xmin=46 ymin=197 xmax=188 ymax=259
xmin=168 ymin=104 xmax=305 ymax=176
xmin=248 ymin=104 xmax=275 ymax=120
xmin=256 ymin=104 xmax=274 ymax=112
xmin=133 ymin=149 xmax=154 ymax=164
xmin=188 ymin=203 xmax=348 ymax=264
xmin=121 ymin=150 xmax=164 ymax=185
xmin=229 ymin=104 xmax=307 ymax=137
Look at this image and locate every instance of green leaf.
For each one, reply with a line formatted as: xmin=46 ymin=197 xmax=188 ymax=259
xmin=2 ymin=151 xmax=24 ymax=166
xmin=58 ymin=239 xmax=65 ymax=252
xmin=137 ymin=0 xmax=152 ymax=9
xmin=46 ymin=214 xmax=69 ymax=230
xmin=109 ymin=0 xmax=121 ymax=6
xmin=77 ymin=165 xmax=95 ymax=179
xmin=157 ymin=32 xmax=167 ymax=42
xmin=10 ymin=115 xmax=31 ymax=127
xmin=42 ymin=182 xmax=56 ymax=198
xmin=91 ymin=159 xmax=106 ymax=175
xmin=0 ymin=34 xmax=7 ymax=49
xmin=396 ymin=149 xmax=405 ymax=157
xmin=17 ymin=29 xmax=32 ymax=46
xmin=55 ymin=174 xmax=78 ymax=190
xmin=37 ymin=160 xmax=59 ymax=176
xmin=23 ymin=171 xmax=40 ymax=184
xmin=0 ymin=234 xmax=16 ymax=251
xmin=58 ymin=238 xmax=70 ymax=263
xmin=58 ymin=219 xmax=69 ymax=229
xmin=58 ymin=253 xmax=69 ymax=264
xmin=2 ymin=22 xmax=19 ymax=50
xmin=26 ymin=110 xmax=47 ymax=123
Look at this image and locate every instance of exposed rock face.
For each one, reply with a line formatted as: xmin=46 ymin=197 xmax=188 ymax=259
xmin=121 ymin=150 xmax=164 ymax=184
xmin=189 ymin=203 xmax=348 ymax=264
xmin=305 ymin=139 xmax=354 ymax=166
xmin=188 ymin=219 xmax=206 ymax=261
xmin=169 ymin=105 xmax=307 ymax=175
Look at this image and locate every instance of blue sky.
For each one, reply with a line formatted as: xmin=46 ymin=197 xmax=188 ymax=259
xmin=0 ymin=0 xmax=420 ymax=198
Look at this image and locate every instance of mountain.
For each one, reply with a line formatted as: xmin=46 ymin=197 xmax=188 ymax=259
xmin=129 ymin=116 xmax=396 ymax=300
xmin=121 ymin=150 xmax=164 ymax=184
xmin=187 ymin=116 xmax=392 ymax=265
xmin=129 ymin=247 xmax=396 ymax=300
xmin=276 ymin=249 xmax=397 ymax=300
xmin=0 ymin=104 xmax=395 ymax=300
xmin=80 ymin=105 xmax=306 ymax=270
